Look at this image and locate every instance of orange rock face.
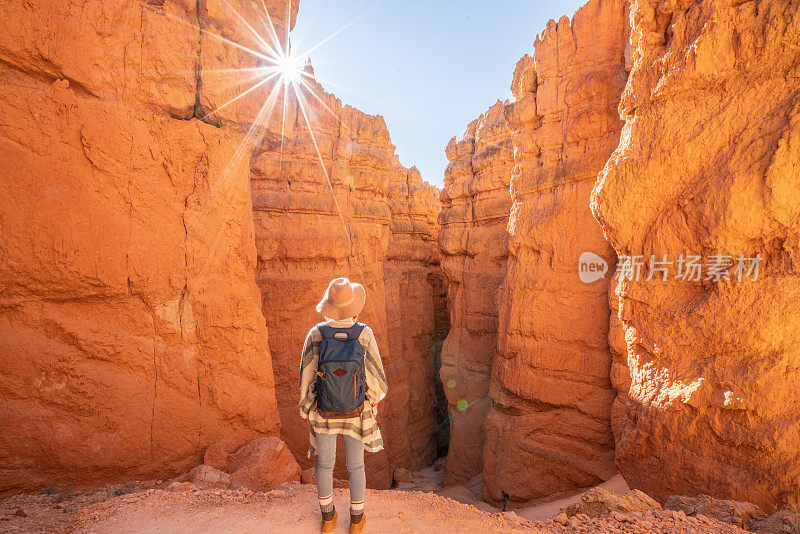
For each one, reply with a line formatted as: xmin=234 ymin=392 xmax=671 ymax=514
xmin=0 ymin=0 xmax=297 ymax=494
xmin=250 ymin=69 xmax=447 ymax=488
xmin=591 ymin=0 xmax=800 ymax=510
xmin=438 ymin=101 xmax=513 ymax=484
xmin=482 ymin=0 xmax=629 ymax=504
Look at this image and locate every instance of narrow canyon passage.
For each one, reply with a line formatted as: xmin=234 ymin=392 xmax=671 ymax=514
xmin=248 ymin=67 xmax=450 ymax=487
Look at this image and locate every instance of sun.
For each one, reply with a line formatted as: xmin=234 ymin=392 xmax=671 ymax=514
xmin=276 ymin=53 xmax=304 ymax=86
xmin=177 ymin=0 xmax=361 ymax=252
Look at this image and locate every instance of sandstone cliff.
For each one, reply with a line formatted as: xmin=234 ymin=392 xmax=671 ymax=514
xmin=483 ymin=0 xmax=629 ymax=504
xmin=0 ymin=0 xmax=298 ymax=494
xmin=438 ymin=101 xmax=513 ymax=484
xmin=591 ymin=0 xmax=800 ymax=511
xmin=250 ymin=68 xmax=447 ymax=488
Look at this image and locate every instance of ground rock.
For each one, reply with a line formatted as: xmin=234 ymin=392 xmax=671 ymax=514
xmin=757 ymin=509 xmax=800 ymax=534
xmin=300 ymin=468 xmax=316 ymax=485
xmin=174 ymin=466 xmax=231 ymax=491
xmin=562 ymin=488 xmax=661 ymax=518
xmin=553 ymin=512 xmax=569 ymax=525
xmin=666 ymin=495 xmax=765 ymax=530
xmin=167 ymin=482 xmax=195 ymax=493
xmin=591 ymin=0 xmax=800 ymax=510
xmin=203 ymin=442 xmax=231 ymax=472
xmin=438 ymin=100 xmax=513 ymax=484
xmin=228 ymin=437 xmax=301 ymax=493
xmin=483 ymin=0 xmax=628 ymax=504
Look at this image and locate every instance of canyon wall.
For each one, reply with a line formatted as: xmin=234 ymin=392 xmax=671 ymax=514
xmin=592 ymin=0 xmax=800 ymax=511
xmin=438 ymin=101 xmax=513 ymax=484
xmin=0 ymin=0 xmax=298 ymax=494
xmin=250 ymin=68 xmax=447 ymax=488
xmin=482 ymin=0 xmax=629 ymax=505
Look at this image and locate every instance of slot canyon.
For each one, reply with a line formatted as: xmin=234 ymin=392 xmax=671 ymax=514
xmin=0 ymin=0 xmax=799 ymax=532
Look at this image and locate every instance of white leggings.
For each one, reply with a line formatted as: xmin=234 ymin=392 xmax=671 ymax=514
xmin=315 ymin=433 xmax=366 ymax=511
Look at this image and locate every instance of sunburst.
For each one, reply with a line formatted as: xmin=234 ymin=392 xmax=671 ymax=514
xmin=174 ymin=0 xmax=369 ymax=253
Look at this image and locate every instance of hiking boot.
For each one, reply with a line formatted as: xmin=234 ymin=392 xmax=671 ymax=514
xmin=350 ymin=512 xmax=366 ymax=534
xmin=321 ymin=509 xmax=337 ymax=533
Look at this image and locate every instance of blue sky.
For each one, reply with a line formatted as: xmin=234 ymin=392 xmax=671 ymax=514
xmin=290 ymin=0 xmax=585 ymax=187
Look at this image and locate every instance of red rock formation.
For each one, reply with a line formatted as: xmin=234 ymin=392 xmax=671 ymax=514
xmin=483 ymin=0 xmax=629 ymax=504
xmin=0 ymin=0 xmax=298 ymax=494
xmin=438 ymin=100 xmax=513 ymax=484
xmin=250 ymin=68 xmax=446 ymax=488
xmin=591 ymin=0 xmax=800 ymax=511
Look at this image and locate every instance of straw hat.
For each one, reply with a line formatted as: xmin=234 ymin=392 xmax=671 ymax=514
xmin=315 ymin=277 xmax=366 ymax=320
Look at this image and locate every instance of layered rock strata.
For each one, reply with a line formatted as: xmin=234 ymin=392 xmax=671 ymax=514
xmin=591 ymin=0 xmax=800 ymax=511
xmin=483 ymin=0 xmax=629 ymax=504
xmin=438 ymin=101 xmax=513 ymax=484
xmin=250 ymin=69 xmax=446 ymax=488
xmin=0 ymin=0 xmax=297 ymax=494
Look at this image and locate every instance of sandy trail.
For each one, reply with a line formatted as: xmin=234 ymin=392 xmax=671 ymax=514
xmin=64 ymin=484 xmax=538 ymax=534
xmin=1 ymin=481 xmax=749 ymax=534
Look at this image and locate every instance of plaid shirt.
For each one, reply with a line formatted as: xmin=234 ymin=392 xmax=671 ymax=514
xmin=298 ymin=319 xmax=388 ymax=456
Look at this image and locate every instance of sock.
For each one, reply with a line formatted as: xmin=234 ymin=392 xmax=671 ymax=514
xmin=320 ymin=502 xmax=335 ymax=521
xmin=319 ymin=493 xmax=335 ymax=521
xmin=350 ymin=500 xmax=364 ymax=522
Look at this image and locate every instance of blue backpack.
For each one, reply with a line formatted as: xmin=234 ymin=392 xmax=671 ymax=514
xmin=314 ymin=322 xmax=368 ymax=418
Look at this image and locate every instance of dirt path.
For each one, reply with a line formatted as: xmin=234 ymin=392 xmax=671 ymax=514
xmin=64 ymin=484 xmax=539 ymax=534
xmin=1 ymin=482 xmax=749 ymax=533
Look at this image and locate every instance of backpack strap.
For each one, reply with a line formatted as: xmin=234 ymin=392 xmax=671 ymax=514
xmin=350 ymin=322 xmax=366 ymax=340
xmin=317 ymin=322 xmax=365 ymax=341
xmin=317 ymin=322 xmax=334 ymax=340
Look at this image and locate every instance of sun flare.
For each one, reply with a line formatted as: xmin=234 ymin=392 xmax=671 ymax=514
xmin=275 ymin=53 xmax=305 ymax=86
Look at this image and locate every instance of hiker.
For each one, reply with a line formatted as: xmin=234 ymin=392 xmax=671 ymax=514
xmin=299 ymin=277 xmax=388 ymax=534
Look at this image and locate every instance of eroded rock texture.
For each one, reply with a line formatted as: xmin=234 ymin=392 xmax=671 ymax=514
xmin=592 ymin=0 xmax=800 ymax=510
xmin=483 ymin=0 xmax=629 ymax=504
xmin=0 ymin=0 xmax=299 ymax=494
xmin=438 ymin=101 xmax=513 ymax=484
xmin=250 ymin=69 xmax=447 ymax=488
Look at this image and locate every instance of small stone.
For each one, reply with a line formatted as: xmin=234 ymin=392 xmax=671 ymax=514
xmin=14 ymin=508 xmax=26 ymax=517
xmin=167 ymin=481 xmax=195 ymax=492
xmin=300 ymin=468 xmax=315 ymax=484
xmin=554 ymin=513 xmax=569 ymax=525
xmin=613 ymin=512 xmax=629 ymax=522
xmin=569 ymin=516 xmax=581 ymax=528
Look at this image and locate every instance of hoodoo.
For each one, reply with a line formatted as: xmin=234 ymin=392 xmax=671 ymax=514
xmin=438 ymin=100 xmax=513 ymax=484
xmin=591 ymin=0 xmax=800 ymax=511
xmin=0 ymin=0 xmax=297 ymax=495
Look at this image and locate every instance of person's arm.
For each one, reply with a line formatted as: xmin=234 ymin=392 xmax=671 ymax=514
xmin=298 ymin=328 xmax=319 ymax=420
xmin=363 ymin=327 xmax=388 ymax=414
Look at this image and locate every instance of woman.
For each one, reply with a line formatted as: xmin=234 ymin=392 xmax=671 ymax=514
xmin=298 ymin=277 xmax=388 ymax=534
